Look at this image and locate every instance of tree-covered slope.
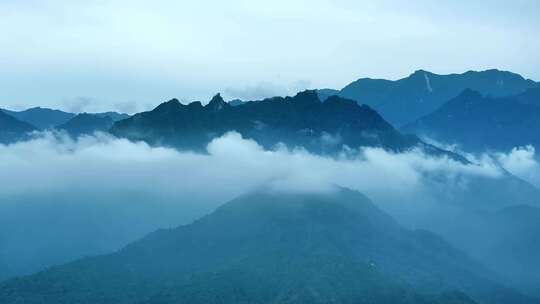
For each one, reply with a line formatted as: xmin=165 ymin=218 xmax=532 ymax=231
xmin=0 ymin=189 xmax=534 ymax=304
xmin=110 ymin=91 xmax=423 ymax=154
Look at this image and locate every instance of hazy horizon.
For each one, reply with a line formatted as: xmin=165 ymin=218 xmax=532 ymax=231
xmin=1 ymin=68 xmax=538 ymax=114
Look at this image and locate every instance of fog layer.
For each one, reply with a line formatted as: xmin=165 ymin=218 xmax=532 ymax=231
xmin=0 ymin=131 xmax=538 ymax=280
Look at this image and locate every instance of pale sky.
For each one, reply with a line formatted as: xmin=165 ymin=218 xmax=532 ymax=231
xmin=1 ymin=0 xmax=539 ymax=113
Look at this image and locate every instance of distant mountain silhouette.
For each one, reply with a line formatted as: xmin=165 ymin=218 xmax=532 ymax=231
xmin=56 ymin=113 xmax=114 ymax=137
xmin=402 ymin=89 xmax=540 ymax=152
xmin=321 ymin=69 xmax=538 ymax=126
xmin=0 ymin=111 xmax=38 ymax=144
xmin=94 ymin=111 xmax=130 ymax=122
xmin=1 ymin=107 xmax=129 ymax=131
xmin=227 ymin=99 xmax=245 ymax=106
xmin=111 ymin=90 xmax=451 ymax=156
xmin=317 ymin=88 xmax=340 ymax=101
xmin=2 ymin=188 xmax=534 ymax=304
xmin=1 ymin=107 xmax=75 ymax=129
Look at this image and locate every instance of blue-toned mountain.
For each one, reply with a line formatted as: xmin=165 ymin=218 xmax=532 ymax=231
xmin=3 ymin=188 xmax=533 ymax=304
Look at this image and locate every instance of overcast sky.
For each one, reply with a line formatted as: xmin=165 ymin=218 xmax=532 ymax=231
xmin=1 ymin=0 xmax=539 ymax=113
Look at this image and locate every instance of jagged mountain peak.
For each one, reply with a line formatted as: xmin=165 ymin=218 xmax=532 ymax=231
xmin=152 ymin=98 xmax=183 ymax=113
xmin=206 ymin=93 xmax=229 ymax=111
xmin=110 ymin=90 xmax=425 ymax=154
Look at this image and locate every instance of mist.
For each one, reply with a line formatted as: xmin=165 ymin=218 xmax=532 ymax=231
xmin=0 ymin=131 xmax=538 ymax=282
xmin=0 ymin=131 xmax=508 ymax=204
xmin=495 ymin=145 xmax=540 ymax=187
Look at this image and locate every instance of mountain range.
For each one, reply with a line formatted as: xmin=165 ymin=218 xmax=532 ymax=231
xmin=320 ymin=69 xmax=539 ymax=126
xmin=0 ymin=110 xmax=38 ymax=144
xmin=1 ymin=107 xmax=76 ymax=129
xmin=0 ymin=107 xmax=130 ymax=141
xmin=1 ymin=188 xmax=535 ymax=304
xmin=56 ymin=113 xmax=115 ymax=137
xmin=111 ymin=90 xmax=453 ymax=157
xmin=402 ymin=88 xmax=540 ymax=152
xmin=108 ymin=89 xmax=540 ymax=211
xmin=3 ymin=69 xmax=538 ymax=149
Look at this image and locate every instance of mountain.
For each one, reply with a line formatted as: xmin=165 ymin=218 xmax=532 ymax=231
xmin=94 ymin=111 xmax=130 ymax=121
xmin=317 ymin=88 xmax=340 ymax=101
xmin=327 ymin=69 xmax=538 ymax=126
xmin=402 ymin=89 xmax=540 ymax=152
xmin=111 ymin=90 xmax=443 ymax=155
xmin=1 ymin=107 xmax=75 ymax=129
xmin=1 ymin=188 xmax=534 ymax=304
xmin=0 ymin=107 xmax=129 ymax=129
xmin=0 ymin=110 xmax=38 ymax=144
xmin=56 ymin=113 xmax=114 ymax=137
xmin=228 ymin=99 xmax=245 ymax=106
xmin=514 ymin=87 xmax=540 ymax=107
xmin=108 ymin=89 xmax=540 ymax=211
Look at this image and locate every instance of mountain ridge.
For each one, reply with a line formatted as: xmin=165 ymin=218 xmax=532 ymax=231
xmin=319 ymin=69 xmax=538 ymax=126
xmin=402 ymin=88 xmax=540 ymax=151
xmin=1 ymin=107 xmax=75 ymax=129
xmin=56 ymin=113 xmax=115 ymax=137
xmin=111 ymin=90 xmax=454 ymax=158
xmin=0 ymin=110 xmax=39 ymax=144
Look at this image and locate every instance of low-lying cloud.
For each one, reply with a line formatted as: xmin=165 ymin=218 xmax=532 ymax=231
xmin=0 ymin=131 xmax=505 ymax=204
xmin=495 ymin=145 xmax=540 ymax=187
xmin=421 ymin=136 xmax=540 ymax=188
xmin=0 ymin=131 xmax=537 ymax=281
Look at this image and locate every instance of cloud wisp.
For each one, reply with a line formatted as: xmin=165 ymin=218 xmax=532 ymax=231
xmin=495 ymin=145 xmax=540 ymax=187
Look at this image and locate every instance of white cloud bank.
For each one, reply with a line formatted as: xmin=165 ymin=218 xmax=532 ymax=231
xmin=1 ymin=131 xmax=538 ymax=280
xmin=0 ymin=131 xmax=509 ymax=206
xmin=496 ymin=145 xmax=540 ymax=187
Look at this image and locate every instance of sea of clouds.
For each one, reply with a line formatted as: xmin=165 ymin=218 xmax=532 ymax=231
xmin=0 ymin=131 xmax=538 ymax=280
xmin=1 ymin=131 xmax=523 ymax=204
